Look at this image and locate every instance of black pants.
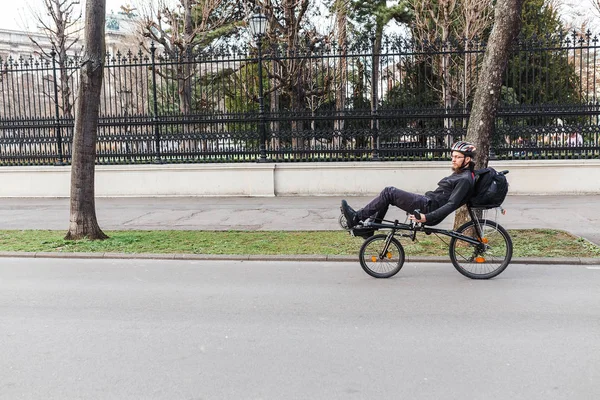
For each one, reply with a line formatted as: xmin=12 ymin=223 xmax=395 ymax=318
xmin=357 ymin=186 xmax=430 ymax=222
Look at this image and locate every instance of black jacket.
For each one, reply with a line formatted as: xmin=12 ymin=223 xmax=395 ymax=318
xmin=424 ymin=168 xmax=474 ymax=225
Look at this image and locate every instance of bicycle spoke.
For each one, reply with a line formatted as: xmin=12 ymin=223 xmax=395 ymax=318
xmin=359 ymin=235 xmax=405 ymax=278
xmin=449 ymin=219 xmax=512 ymax=279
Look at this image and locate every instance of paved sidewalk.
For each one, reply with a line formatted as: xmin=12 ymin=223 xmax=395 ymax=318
xmin=0 ymin=195 xmax=598 ymax=245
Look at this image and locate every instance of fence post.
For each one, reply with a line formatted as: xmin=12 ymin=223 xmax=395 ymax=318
xmin=150 ymin=42 xmax=162 ymax=163
xmin=51 ymin=49 xmax=64 ymax=165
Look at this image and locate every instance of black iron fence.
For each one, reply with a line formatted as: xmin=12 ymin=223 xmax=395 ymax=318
xmin=1 ymin=31 xmax=599 ymax=166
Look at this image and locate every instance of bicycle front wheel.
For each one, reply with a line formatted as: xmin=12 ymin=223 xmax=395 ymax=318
xmin=359 ymin=234 xmax=405 ymax=278
xmin=338 ymin=213 xmax=350 ymax=231
xmin=449 ymin=219 xmax=513 ymax=279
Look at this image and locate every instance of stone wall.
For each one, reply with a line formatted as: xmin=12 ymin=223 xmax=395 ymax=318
xmin=0 ymin=160 xmax=597 ymax=197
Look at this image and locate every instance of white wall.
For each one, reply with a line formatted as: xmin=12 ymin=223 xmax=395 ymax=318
xmin=1 ymin=159 xmax=598 ymax=197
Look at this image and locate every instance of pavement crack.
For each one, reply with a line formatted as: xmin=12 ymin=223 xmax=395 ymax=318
xmin=121 ymin=211 xmax=153 ymax=226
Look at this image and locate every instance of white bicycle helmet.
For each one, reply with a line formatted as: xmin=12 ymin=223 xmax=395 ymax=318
xmin=451 ymin=141 xmax=476 ymax=157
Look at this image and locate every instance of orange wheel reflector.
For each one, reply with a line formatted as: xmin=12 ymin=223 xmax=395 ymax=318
xmin=475 ymin=257 xmax=486 ymax=263
xmin=480 ymin=237 xmax=489 ymax=244
xmin=371 ymin=256 xmax=377 ymax=262
xmin=386 ymin=252 xmax=393 ymax=259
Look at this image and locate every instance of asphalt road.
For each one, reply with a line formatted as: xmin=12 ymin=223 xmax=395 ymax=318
xmin=1 ymin=258 xmax=599 ymax=400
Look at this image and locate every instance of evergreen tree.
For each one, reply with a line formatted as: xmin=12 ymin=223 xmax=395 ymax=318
xmin=502 ymin=0 xmax=581 ymax=109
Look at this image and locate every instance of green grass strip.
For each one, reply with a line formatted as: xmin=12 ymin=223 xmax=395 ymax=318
xmin=0 ymin=229 xmax=598 ymax=258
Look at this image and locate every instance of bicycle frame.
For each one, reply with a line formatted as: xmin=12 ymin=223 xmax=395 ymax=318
xmin=361 ymin=207 xmax=486 ymax=248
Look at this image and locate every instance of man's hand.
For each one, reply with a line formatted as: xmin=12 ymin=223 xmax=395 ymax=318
xmin=409 ymin=214 xmax=427 ymax=223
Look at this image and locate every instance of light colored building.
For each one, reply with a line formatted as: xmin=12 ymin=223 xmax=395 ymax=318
xmin=0 ymin=11 xmax=139 ymax=61
xmin=0 ymin=29 xmax=50 ymax=60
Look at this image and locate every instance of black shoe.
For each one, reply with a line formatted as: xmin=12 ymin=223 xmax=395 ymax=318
xmin=341 ymin=200 xmax=360 ymax=229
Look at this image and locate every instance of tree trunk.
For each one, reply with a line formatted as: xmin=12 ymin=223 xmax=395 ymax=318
xmin=333 ymin=0 xmax=348 ymax=151
xmin=453 ymin=0 xmax=524 ymax=229
xmin=371 ymin=28 xmax=383 ymax=158
xmin=442 ymin=41 xmax=453 ymax=146
xmin=59 ymin=53 xmax=74 ymax=120
xmin=270 ymin=49 xmax=280 ymax=159
xmin=65 ymin=0 xmax=108 ymax=240
xmin=178 ymin=0 xmax=194 ymax=116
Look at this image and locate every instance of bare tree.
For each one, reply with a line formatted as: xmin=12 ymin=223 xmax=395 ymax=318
xmin=453 ymin=0 xmax=524 ymax=228
xmin=458 ymin=0 xmax=494 ymax=112
xmin=29 ymin=0 xmax=83 ymax=119
xmin=65 ymin=0 xmax=108 ymax=240
xmin=593 ymin=0 xmax=600 ymax=17
xmin=350 ymin=0 xmax=412 ymax=155
xmin=409 ymin=0 xmax=493 ymax=144
xmin=139 ymin=0 xmax=241 ymax=114
xmin=332 ymin=0 xmax=349 ymax=149
xmin=137 ymin=0 xmax=241 ymax=153
xmin=255 ymin=0 xmax=326 ymax=156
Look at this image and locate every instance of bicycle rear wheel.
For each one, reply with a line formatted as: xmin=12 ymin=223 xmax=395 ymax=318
xmin=449 ymin=219 xmax=512 ymax=279
xmin=359 ymin=234 xmax=405 ymax=278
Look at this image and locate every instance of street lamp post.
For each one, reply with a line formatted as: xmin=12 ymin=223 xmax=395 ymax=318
xmin=248 ymin=8 xmax=268 ymax=163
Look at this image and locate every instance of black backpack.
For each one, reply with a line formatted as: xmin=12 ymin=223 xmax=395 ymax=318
xmin=468 ymin=168 xmax=509 ymax=209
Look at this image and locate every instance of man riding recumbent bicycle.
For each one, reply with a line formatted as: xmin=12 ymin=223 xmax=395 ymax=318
xmin=340 ymin=141 xmax=512 ymax=280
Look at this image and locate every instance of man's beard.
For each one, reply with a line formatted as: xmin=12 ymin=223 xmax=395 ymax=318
xmin=451 ymin=163 xmax=462 ymax=173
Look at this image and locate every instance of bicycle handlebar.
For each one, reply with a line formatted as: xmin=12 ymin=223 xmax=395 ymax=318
xmin=412 ymin=209 xmax=422 ymax=220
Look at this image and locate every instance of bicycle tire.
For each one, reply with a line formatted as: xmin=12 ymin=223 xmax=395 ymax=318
xmin=339 ymin=213 xmax=350 ymax=231
xmin=449 ymin=219 xmax=513 ymax=279
xmin=359 ymin=234 xmax=405 ymax=278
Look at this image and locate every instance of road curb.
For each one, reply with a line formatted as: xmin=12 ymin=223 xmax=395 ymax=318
xmin=0 ymin=251 xmax=598 ymax=265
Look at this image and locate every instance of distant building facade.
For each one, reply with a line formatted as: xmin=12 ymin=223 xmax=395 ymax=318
xmin=0 ymin=11 xmax=139 ymax=61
